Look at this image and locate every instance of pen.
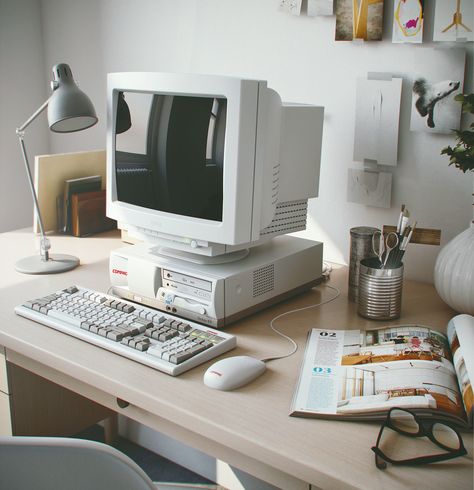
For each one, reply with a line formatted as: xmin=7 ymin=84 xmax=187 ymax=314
xmin=401 ymin=222 xmax=416 ymax=251
xmin=400 ymin=211 xmax=410 ymax=235
xmin=396 ymin=204 xmax=406 ymax=234
xmin=396 ymin=222 xmax=417 ymax=266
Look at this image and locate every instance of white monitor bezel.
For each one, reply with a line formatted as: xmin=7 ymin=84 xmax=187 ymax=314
xmin=106 ymin=72 xmax=266 ymax=246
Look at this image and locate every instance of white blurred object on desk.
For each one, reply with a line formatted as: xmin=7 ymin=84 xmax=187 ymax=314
xmin=434 ymin=221 xmax=474 ymax=315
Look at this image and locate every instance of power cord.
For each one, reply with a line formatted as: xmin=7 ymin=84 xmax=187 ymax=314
xmin=260 ymin=283 xmax=340 ymax=363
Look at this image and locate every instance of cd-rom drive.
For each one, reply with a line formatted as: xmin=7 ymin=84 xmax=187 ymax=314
xmin=162 ymin=270 xmax=212 ymax=300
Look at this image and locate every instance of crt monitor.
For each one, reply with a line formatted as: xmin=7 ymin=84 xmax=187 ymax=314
xmin=106 ymin=72 xmax=324 ymax=258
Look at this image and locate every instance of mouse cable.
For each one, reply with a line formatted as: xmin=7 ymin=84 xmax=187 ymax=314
xmin=260 ymin=283 xmax=340 ymax=363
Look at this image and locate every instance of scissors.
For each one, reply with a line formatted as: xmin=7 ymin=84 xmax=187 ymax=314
xmin=372 ymin=231 xmax=399 ymax=269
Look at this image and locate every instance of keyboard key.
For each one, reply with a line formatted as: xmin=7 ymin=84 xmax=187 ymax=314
xmin=49 ymin=309 xmax=82 ymax=327
xmin=169 ymin=351 xmax=194 ymax=364
xmin=80 ymin=321 xmax=95 ymax=331
xmin=177 ymin=322 xmax=192 ymax=333
xmin=135 ymin=341 xmax=150 ymax=352
xmin=146 ymin=344 xmax=164 ymax=358
xmin=158 ymin=332 xmax=173 ymax=342
xmin=107 ymin=329 xmax=126 ymax=341
xmin=187 ymin=344 xmax=209 ymax=355
xmin=121 ymin=337 xmax=133 ymax=347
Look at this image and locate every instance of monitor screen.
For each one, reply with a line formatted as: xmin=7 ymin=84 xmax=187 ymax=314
xmin=115 ymin=92 xmax=227 ymax=222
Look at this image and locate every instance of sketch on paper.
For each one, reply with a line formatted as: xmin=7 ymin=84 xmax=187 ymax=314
xmin=353 ymin=77 xmax=403 ymax=166
xmin=347 ymin=169 xmax=392 ymax=208
xmin=433 ymin=0 xmax=473 ymax=42
xmin=308 ymin=0 xmax=334 ymax=16
xmin=410 ymin=49 xmax=465 ymax=134
xmin=392 ymin=0 xmax=424 ymax=43
xmin=279 ymin=0 xmax=303 ymax=15
xmin=336 ymin=0 xmax=384 ymax=41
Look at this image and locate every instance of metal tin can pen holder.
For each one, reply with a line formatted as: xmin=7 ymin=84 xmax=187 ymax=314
xmin=358 ymin=257 xmax=404 ymax=320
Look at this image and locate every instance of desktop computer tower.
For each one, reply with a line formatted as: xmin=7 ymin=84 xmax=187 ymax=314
xmin=109 ymin=235 xmax=323 ymax=328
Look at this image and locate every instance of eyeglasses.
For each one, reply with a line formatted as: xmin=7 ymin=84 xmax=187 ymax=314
xmin=371 ymin=407 xmax=467 ymax=469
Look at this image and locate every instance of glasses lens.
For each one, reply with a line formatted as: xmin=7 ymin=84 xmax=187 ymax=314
xmin=378 ymin=423 xmax=425 ymax=461
xmin=432 ymin=423 xmax=461 ymax=450
xmin=390 ymin=409 xmax=419 ymax=434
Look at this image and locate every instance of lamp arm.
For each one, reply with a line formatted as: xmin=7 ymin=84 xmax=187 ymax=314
xmin=17 ymin=97 xmax=51 ymax=133
xmin=16 ymin=99 xmax=52 ymax=262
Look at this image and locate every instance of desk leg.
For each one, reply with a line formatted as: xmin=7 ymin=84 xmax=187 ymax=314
xmin=103 ymin=413 xmax=119 ymax=444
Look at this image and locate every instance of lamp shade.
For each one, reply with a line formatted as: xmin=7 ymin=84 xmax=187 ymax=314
xmin=47 ymin=63 xmax=98 ymax=133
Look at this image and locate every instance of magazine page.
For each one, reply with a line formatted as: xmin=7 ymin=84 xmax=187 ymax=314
xmin=446 ymin=314 xmax=474 ymax=424
xmin=292 ymin=325 xmax=466 ymax=422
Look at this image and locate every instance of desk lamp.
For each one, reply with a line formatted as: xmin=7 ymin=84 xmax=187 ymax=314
xmin=15 ymin=63 xmax=98 ymax=274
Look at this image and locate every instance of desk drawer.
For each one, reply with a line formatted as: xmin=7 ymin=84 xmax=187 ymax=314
xmin=0 ymin=347 xmax=9 ymax=394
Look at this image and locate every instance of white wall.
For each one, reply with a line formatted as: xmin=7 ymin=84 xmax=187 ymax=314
xmin=0 ymin=0 xmax=50 ymax=232
xmin=38 ymin=0 xmax=473 ymax=283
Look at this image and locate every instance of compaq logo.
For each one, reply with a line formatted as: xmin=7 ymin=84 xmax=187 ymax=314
xmin=112 ymin=269 xmax=127 ymax=276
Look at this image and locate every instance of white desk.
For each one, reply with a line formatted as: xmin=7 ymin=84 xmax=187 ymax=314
xmin=0 ymin=229 xmax=472 ymax=490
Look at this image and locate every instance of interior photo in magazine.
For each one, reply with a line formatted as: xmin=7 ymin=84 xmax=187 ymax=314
xmin=338 ymin=325 xmax=463 ymax=418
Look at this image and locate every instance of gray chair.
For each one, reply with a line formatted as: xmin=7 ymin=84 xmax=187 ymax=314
xmin=0 ymin=436 xmax=223 ymax=490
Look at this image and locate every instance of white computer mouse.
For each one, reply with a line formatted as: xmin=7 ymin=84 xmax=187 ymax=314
xmin=203 ymin=355 xmax=266 ymax=391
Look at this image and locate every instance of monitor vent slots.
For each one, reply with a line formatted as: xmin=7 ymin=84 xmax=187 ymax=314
xmin=252 ymin=264 xmax=275 ymax=297
xmin=260 ymin=200 xmax=308 ymax=237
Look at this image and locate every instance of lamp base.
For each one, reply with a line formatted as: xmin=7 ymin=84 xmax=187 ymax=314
xmin=15 ymin=254 xmax=80 ymax=275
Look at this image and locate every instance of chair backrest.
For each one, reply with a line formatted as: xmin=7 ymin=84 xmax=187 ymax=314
xmin=0 ymin=436 xmax=156 ymax=490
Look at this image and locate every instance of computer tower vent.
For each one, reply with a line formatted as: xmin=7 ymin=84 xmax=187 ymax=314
xmin=253 ymin=264 xmax=275 ymax=297
xmin=260 ymin=200 xmax=308 ymax=237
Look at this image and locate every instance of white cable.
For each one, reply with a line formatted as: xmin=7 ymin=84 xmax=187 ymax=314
xmin=260 ymin=284 xmax=340 ymax=363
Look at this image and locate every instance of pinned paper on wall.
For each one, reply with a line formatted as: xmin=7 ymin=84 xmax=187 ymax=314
xmin=353 ymin=76 xmax=403 ymax=166
xmin=279 ymin=0 xmax=303 ymax=15
xmin=347 ymin=169 xmax=392 ymax=208
xmin=336 ymin=0 xmax=384 ymax=41
xmin=392 ymin=0 xmax=424 ymax=43
xmin=308 ymin=0 xmax=334 ymax=16
xmin=410 ymin=48 xmax=465 ymax=134
xmin=433 ymin=0 xmax=473 ymax=42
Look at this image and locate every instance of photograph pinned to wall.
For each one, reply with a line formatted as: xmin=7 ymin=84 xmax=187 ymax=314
xmin=308 ymin=0 xmax=334 ymax=16
xmin=336 ymin=0 xmax=384 ymax=41
xmin=392 ymin=0 xmax=424 ymax=43
xmin=354 ymin=76 xmax=403 ymax=166
xmin=279 ymin=0 xmax=303 ymax=15
xmin=433 ymin=0 xmax=473 ymax=42
xmin=347 ymin=169 xmax=392 ymax=208
xmin=410 ymin=48 xmax=465 ymax=134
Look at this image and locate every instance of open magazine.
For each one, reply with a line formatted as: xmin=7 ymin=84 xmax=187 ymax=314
xmin=291 ymin=314 xmax=474 ymax=427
